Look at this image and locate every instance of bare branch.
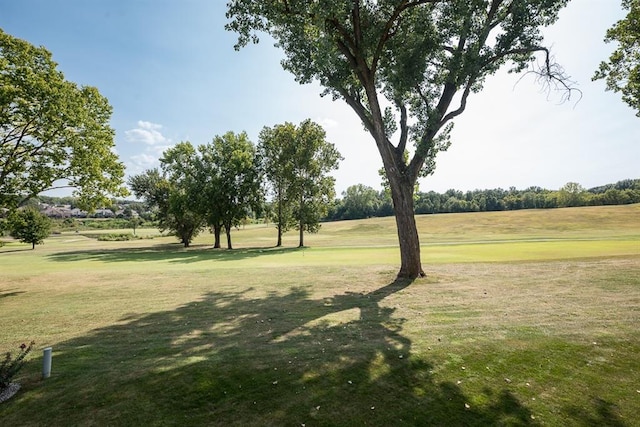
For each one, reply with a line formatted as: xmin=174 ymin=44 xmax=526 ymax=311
xmin=521 ymin=51 xmax=582 ymax=105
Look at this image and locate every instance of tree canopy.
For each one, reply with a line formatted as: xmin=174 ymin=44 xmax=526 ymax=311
xmin=129 ymin=134 xmax=262 ymax=249
xmin=8 ymin=207 xmax=51 ymax=249
xmin=0 ymin=29 xmax=127 ymax=210
xmin=259 ymin=119 xmax=341 ymax=247
xmin=128 ymin=166 xmax=205 ymax=248
xmin=226 ymin=0 xmax=574 ymax=278
xmin=205 ymin=131 xmax=263 ymax=249
xmin=593 ymin=0 xmax=640 ymax=116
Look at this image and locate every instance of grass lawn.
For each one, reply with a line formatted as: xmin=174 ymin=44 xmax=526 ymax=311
xmin=1 ymin=204 xmax=639 ymax=426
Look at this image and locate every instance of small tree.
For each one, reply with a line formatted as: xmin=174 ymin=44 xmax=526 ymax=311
xmin=342 ymin=184 xmax=382 ymax=220
xmin=128 ymin=217 xmax=142 ymax=235
xmin=558 ymin=182 xmax=586 ymax=207
xmin=8 ymin=208 xmax=51 ymax=249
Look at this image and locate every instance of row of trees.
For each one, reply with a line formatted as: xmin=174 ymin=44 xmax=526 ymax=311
xmin=129 ymin=120 xmax=341 ymax=248
xmin=327 ymin=179 xmax=640 ymax=221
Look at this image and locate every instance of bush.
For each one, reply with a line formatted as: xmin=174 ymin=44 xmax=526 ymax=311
xmin=0 ymin=341 xmax=34 ymax=391
xmin=96 ymin=233 xmax=139 ymax=241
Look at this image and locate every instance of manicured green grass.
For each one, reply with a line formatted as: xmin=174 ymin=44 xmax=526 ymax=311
xmin=1 ymin=205 xmax=639 ymax=426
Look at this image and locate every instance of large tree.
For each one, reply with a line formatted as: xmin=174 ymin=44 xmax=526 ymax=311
xmin=0 ymin=29 xmax=126 ymax=210
xmin=226 ymin=0 xmax=574 ymax=278
xmin=593 ymin=0 xmax=640 ymax=116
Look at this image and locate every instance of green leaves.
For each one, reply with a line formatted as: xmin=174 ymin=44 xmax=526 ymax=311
xmin=129 ymin=133 xmax=263 ymax=249
xmin=0 ymin=29 xmax=126 ymax=210
xmin=7 ymin=207 xmax=51 ymax=249
xmin=227 ymin=0 xmax=571 ymax=182
xmin=593 ymin=0 xmax=640 ymax=116
xmin=258 ymin=119 xmax=342 ymax=246
xmin=227 ymin=0 xmax=572 ymax=276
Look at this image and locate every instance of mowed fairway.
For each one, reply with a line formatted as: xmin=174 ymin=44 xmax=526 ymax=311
xmin=1 ymin=205 xmax=639 ymax=426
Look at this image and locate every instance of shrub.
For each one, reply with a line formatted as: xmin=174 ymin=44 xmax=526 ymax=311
xmin=96 ymin=233 xmax=138 ymax=241
xmin=0 ymin=341 xmax=35 ymax=390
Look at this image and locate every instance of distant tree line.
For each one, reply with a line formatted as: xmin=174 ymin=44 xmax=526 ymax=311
xmin=327 ymin=179 xmax=640 ymax=221
xmin=12 ymin=178 xmax=639 ymax=240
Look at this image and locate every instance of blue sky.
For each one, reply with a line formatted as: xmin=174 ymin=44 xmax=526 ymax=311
xmin=1 ymin=0 xmax=637 ymax=197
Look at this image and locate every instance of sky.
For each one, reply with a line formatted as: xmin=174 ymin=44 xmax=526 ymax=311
xmin=0 ymin=0 xmax=638 ymax=198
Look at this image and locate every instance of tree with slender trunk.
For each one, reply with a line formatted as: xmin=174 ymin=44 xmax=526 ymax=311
xmin=290 ymin=120 xmax=342 ymax=247
xmin=207 ymin=131 xmax=263 ymax=250
xmin=226 ymin=0 xmax=576 ymax=278
xmin=260 ymin=119 xmax=341 ymax=248
xmin=258 ymin=122 xmax=297 ymax=247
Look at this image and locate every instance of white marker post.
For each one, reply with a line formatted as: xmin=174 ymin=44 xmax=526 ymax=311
xmin=42 ymin=347 xmax=52 ymax=379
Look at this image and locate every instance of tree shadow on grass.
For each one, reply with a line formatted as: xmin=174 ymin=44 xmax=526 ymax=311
xmin=0 ymin=289 xmax=26 ymax=299
xmin=6 ymin=279 xmax=540 ymax=426
xmin=46 ymin=244 xmax=305 ymax=264
xmin=565 ymin=398 xmax=627 ymax=427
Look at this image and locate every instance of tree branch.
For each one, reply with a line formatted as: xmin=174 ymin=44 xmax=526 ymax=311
xmin=441 ymin=77 xmax=475 ymax=124
xmin=336 ymin=86 xmax=375 ymax=134
xmin=372 ymin=0 xmax=442 ymax=73
xmin=397 ymin=102 xmax=409 ymax=155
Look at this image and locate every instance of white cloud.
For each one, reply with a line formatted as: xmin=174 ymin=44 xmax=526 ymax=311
xmin=125 ymin=120 xmax=170 ymax=146
xmin=124 ymin=120 xmax=176 ymax=175
xmin=316 ymin=117 xmax=339 ymax=129
xmin=127 ymin=153 xmax=160 ymax=175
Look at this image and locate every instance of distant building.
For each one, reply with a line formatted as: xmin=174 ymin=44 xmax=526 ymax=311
xmin=70 ymin=208 xmax=87 ymax=218
xmin=93 ymin=208 xmax=115 ymax=218
xmin=41 ymin=206 xmax=72 ymax=218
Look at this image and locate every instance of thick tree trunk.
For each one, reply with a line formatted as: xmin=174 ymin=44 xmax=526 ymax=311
xmin=390 ymin=179 xmax=424 ymax=278
xmin=225 ymin=224 xmax=233 ymax=250
xmin=213 ymin=224 xmax=221 ymax=248
xmin=277 ymin=224 xmax=282 ymax=247
xmin=385 ymin=162 xmax=425 ymax=279
xmin=298 ymin=220 xmax=304 ymax=247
